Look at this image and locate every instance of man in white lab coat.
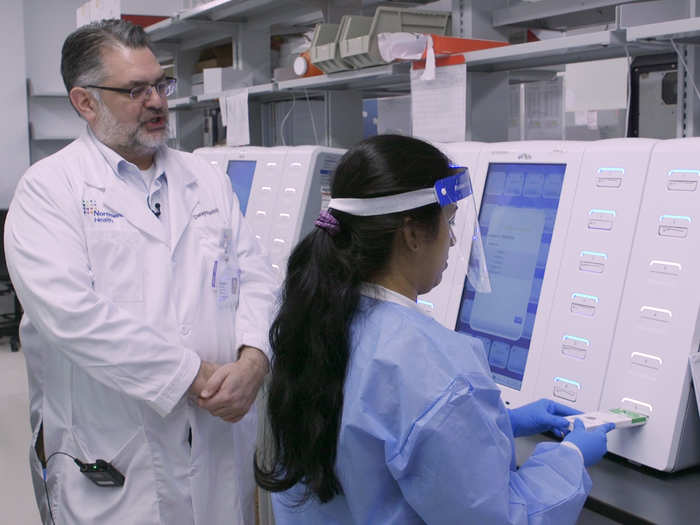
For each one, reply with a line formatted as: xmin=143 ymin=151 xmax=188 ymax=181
xmin=4 ymin=19 xmax=277 ymax=524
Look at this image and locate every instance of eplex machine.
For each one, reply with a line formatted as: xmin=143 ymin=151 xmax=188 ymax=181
xmin=421 ymin=140 xmax=589 ymax=408
xmin=423 ymin=139 xmax=700 ymax=471
xmin=194 ymin=146 xmax=345 ymax=278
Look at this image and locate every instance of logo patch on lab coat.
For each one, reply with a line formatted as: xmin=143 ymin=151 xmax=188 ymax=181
xmin=82 ymin=199 xmax=124 ymax=224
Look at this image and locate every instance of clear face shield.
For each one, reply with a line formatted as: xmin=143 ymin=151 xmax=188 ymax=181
xmin=328 ymin=166 xmax=491 ymax=293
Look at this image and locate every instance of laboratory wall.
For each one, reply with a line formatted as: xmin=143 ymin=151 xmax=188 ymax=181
xmin=24 ymin=0 xmax=85 ymax=94
xmin=24 ymin=0 xmax=86 ymax=165
xmin=0 ymin=0 xmax=30 ymax=209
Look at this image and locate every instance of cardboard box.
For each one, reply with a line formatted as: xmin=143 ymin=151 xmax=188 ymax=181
xmin=195 ymin=43 xmax=233 ymax=73
xmin=195 ymin=58 xmax=220 ymax=74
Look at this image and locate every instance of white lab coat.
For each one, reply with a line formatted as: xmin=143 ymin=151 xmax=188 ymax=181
xmin=5 ymin=128 xmax=278 ymax=524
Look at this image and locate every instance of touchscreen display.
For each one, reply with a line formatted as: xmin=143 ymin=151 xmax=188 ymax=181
xmin=455 ymin=162 xmax=566 ymax=390
xmin=226 ymin=160 xmax=257 ymax=216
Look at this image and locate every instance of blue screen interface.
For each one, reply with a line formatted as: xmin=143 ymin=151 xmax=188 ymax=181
xmin=455 ymin=163 xmax=566 ymax=390
xmin=226 ymin=160 xmax=257 ymax=216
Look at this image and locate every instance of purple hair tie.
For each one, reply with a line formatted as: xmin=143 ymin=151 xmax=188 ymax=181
xmin=315 ymin=210 xmax=340 ymax=236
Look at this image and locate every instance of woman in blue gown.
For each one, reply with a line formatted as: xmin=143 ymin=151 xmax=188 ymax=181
xmin=255 ymin=135 xmax=613 ymax=524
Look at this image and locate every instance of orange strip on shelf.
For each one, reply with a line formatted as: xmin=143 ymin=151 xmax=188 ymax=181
xmin=412 ymin=34 xmax=509 ymax=70
xmin=121 ymin=15 xmax=169 ymax=28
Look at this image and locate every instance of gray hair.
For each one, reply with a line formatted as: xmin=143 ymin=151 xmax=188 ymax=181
xmin=61 ymin=19 xmax=155 ymax=93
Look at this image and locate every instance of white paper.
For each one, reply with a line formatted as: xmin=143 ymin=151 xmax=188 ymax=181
xmin=565 ymin=57 xmax=628 ymax=112
xmin=411 ymin=62 xmax=466 ymax=143
xmin=586 ymin=110 xmax=598 ymax=130
xmin=422 ymin=36 xmax=436 ymax=81
xmin=167 ymin=112 xmax=177 ymax=140
xmin=524 ymin=78 xmax=564 ymax=140
xmin=219 ymin=89 xmax=250 ymax=146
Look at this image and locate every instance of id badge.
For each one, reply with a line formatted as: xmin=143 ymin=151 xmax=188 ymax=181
xmin=211 ymin=227 xmax=239 ymax=310
xmin=212 ymin=259 xmax=240 ymax=310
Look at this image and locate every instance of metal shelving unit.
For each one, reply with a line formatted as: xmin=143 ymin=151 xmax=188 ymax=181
xmin=169 ymin=83 xmax=282 ymax=111
xmin=163 ymin=27 xmax=676 ymax=103
xmin=461 ymin=29 xmax=667 ymax=72
xmin=179 ymin=0 xmax=313 ymax=22
xmin=147 ymin=18 xmax=237 ymax=50
xmin=626 ymin=16 xmax=700 ymax=43
xmin=151 ymin=0 xmax=700 ymax=147
xmin=168 ymin=95 xmax=196 ymax=110
xmin=277 ymin=63 xmax=411 ymax=95
xmin=491 ymin=0 xmax=641 ymax=28
xmin=147 ymin=0 xmax=325 ymax=51
xmin=197 ymin=82 xmax=277 ymax=101
xmin=168 ymin=65 xmax=411 ymax=110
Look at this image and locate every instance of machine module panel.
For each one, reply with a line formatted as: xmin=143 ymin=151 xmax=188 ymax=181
xmin=194 ymin=146 xmax=345 ymax=280
xmin=600 ymin=139 xmax=700 ymax=471
xmin=533 ymin=139 xmax=657 ymax=411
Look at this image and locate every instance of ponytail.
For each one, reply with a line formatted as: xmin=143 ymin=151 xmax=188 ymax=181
xmin=255 ymin=223 xmax=360 ymax=501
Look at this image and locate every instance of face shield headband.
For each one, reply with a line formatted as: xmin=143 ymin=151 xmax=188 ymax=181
xmin=326 ymin=168 xmax=491 ymax=293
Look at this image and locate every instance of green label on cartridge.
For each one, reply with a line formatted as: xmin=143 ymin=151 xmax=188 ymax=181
xmin=609 ymin=408 xmax=648 ymax=424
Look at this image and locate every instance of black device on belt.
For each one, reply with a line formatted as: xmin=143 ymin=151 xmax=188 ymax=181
xmin=76 ymin=458 xmax=125 ymax=487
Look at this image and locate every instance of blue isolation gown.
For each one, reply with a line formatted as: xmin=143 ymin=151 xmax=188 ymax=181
xmin=272 ymin=285 xmax=591 ymax=525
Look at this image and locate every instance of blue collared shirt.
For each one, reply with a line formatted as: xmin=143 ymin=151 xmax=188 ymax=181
xmin=88 ymin=128 xmax=170 ymax=240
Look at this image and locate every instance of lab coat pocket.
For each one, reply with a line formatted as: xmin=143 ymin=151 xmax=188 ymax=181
xmin=61 ymin=427 xmax=160 ymax=523
xmin=88 ymin=230 xmax=144 ymax=302
xmin=108 ymin=427 xmax=158 ymax=494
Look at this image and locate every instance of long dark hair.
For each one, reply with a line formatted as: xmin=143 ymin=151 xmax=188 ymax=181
xmin=254 ymin=135 xmax=452 ymax=503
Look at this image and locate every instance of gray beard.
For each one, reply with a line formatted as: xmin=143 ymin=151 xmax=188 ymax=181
xmin=92 ymin=100 xmax=168 ymax=158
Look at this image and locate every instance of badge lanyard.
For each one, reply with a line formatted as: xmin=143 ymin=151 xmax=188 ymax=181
xmin=212 ymin=228 xmax=240 ymax=310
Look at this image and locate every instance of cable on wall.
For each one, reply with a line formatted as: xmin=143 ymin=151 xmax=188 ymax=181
xmin=279 ymin=93 xmax=296 ymax=146
xmin=304 ymin=88 xmax=320 ymax=145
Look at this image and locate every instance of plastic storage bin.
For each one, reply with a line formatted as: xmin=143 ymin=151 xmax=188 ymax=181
xmin=338 ymin=15 xmax=374 ymax=69
xmin=339 ymin=6 xmax=451 ymax=69
xmin=310 ymin=17 xmax=354 ymax=74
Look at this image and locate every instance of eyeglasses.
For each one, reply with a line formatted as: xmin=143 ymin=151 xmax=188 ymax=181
xmin=83 ymin=77 xmax=177 ymax=101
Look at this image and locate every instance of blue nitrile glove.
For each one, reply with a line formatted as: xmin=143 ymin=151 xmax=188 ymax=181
xmin=508 ymin=398 xmax=581 ymax=438
xmin=563 ymin=418 xmax=615 ymax=467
